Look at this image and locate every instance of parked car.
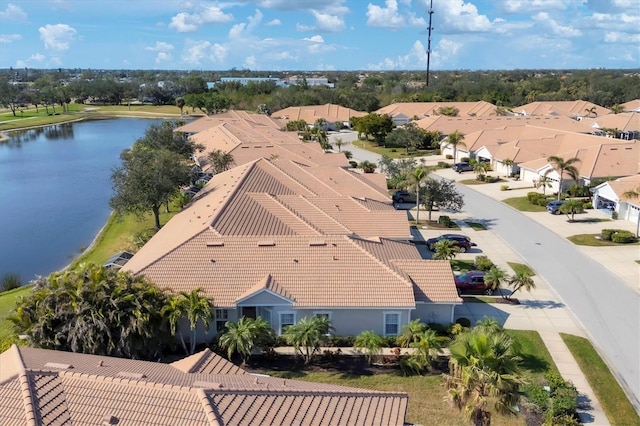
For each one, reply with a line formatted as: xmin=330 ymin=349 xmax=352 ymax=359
xmin=426 ymin=234 xmax=476 ymax=253
xmin=454 ymin=270 xmax=493 ymax=295
xmin=453 ymin=162 xmax=474 ymax=173
xmin=546 ymin=200 xmax=565 ymax=214
xmin=392 ymin=190 xmax=417 ymax=204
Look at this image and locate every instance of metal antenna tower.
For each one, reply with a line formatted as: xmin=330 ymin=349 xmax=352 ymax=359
xmin=426 ymin=0 xmax=434 ymax=86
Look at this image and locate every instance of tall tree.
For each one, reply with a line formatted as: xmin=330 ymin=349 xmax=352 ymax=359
xmin=484 ymin=267 xmax=509 ymax=299
xmin=508 ymin=271 xmax=536 ymax=299
xmin=400 ymin=166 xmax=432 ymax=223
xmin=385 ymin=122 xmax=427 ymax=155
xmin=135 ymin=120 xmax=198 ymax=159
xmin=110 ymin=147 xmax=191 ymax=230
xmin=501 ymin=158 xmax=514 ymax=177
xmin=421 ymin=178 xmax=465 ymax=221
xmin=546 ymin=155 xmax=581 ymax=200
xmin=208 ymin=149 xmax=235 ymax=174
xmin=559 ymin=199 xmax=585 ymax=222
xmin=536 ymin=175 xmax=553 ymax=195
xmin=176 ymin=288 xmax=214 ymax=355
xmin=445 ymin=130 xmax=466 ymax=162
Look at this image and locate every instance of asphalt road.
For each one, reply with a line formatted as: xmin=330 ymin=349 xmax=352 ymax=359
xmin=457 ymin=183 xmax=640 ymax=409
xmin=341 ymin=137 xmax=640 ymax=409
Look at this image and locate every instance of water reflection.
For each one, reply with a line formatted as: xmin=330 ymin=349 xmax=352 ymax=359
xmin=6 ymin=123 xmax=75 ymax=147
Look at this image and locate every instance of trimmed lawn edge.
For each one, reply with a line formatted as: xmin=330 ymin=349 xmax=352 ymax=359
xmin=560 ymin=333 xmax=640 ymax=426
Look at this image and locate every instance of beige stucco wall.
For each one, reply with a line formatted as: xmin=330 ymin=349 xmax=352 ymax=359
xmin=411 ymin=303 xmax=455 ymax=325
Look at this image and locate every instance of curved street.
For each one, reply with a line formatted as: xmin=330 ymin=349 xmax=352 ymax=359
xmin=338 ymin=134 xmax=640 ymax=409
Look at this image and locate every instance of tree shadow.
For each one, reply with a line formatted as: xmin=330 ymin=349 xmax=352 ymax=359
xmin=519 ymin=300 xmax=566 ymax=309
xmin=519 ymin=353 xmax=552 ymax=375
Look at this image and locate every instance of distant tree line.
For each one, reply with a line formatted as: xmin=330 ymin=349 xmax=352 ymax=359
xmin=1 ymin=68 xmax=639 ymax=117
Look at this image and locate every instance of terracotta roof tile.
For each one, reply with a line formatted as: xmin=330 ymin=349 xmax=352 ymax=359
xmin=170 ymin=349 xmax=246 ymax=376
xmin=272 ymin=103 xmax=366 ymax=124
xmin=0 ymin=378 xmax=26 ymax=425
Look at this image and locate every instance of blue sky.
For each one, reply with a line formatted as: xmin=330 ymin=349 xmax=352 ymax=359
xmin=0 ymin=0 xmax=638 ymax=71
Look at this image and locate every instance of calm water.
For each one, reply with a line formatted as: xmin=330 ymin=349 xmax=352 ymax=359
xmin=0 ymin=118 xmax=166 ymax=282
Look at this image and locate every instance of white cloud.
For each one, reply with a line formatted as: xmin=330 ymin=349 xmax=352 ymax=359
xmin=367 ymin=39 xmax=430 ymax=70
xmin=39 ymin=24 xmax=77 ymax=51
xmin=155 ymin=52 xmax=172 ymax=63
xmin=144 ymin=41 xmax=174 ymax=52
xmin=169 ymin=5 xmax=233 ymax=32
xmin=604 ymin=32 xmax=640 ymax=43
xmin=234 ymin=0 xmax=346 ymax=11
xmin=0 ymin=33 xmax=21 ymax=43
xmin=229 ymin=9 xmax=263 ymax=39
xmin=533 ymin=12 xmax=582 ymax=37
xmin=0 ymin=3 xmax=27 ymax=21
xmin=499 ymin=0 xmax=573 ymax=13
xmin=310 ymin=10 xmax=345 ymax=32
xmin=366 ymin=0 xmax=426 ymax=29
xmin=266 ymin=19 xmax=281 ymax=26
xmin=303 ymin=35 xmax=324 ymax=43
xmin=182 ymin=39 xmax=228 ymax=65
xmin=432 ymin=0 xmax=493 ymax=33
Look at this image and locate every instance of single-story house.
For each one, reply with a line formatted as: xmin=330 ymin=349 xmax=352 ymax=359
xmin=583 ymin=112 xmax=640 ymax=140
xmin=591 ymin=175 xmax=640 ymax=226
xmin=513 ymin=101 xmax=611 ymax=120
xmin=376 ymin=101 xmax=497 ymax=127
xmin=123 ymin=158 xmax=462 ymax=342
xmin=271 ymin=104 xmax=365 ymax=130
xmin=0 ymin=345 xmax=408 ymax=425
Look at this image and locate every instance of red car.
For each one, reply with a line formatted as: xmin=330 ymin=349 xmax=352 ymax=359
xmin=454 ymin=270 xmax=494 ymax=295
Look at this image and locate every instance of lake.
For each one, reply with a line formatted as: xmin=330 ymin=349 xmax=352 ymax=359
xmin=0 ymin=118 xmax=167 ymax=282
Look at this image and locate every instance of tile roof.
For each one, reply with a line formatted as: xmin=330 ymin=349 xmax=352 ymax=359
xmin=416 ymin=115 xmax=594 ymax=135
xmin=271 ymin=103 xmax=366 ymax=123
xmin=170 ymin=349 xmax=246 ymax=376
xmin=513 ymin=101 xmax=611 ymax=118
xmin=583 ymin=112 xmax=640 ymax=132
xmin=621 ymin=99 xmax=640 ymax=112
xmin=376 ymin=101 xmax=497 ymax=119
xmin=176 ymin=110 xmax=285 ymax=134
xmin=606 ymin=174 xmax=640 ymax=204
xmin=0 ymin=345 xmax=408 ymax=426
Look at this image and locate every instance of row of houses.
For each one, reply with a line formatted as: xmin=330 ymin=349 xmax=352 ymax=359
xmin=267 ymin=101 xmax=639 ymax=227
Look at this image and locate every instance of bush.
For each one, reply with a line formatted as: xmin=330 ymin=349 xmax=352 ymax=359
xmin=460 ymin=157 xmax=470 ymax=163
xmin=348 ymin=161 xmax=358 ymax=168
xmin=611 ymin=211 xmax=618 ymax=220
xmin=525 ymin=382 xmax=551 ymax=412
xmin=438 ymin=215 xmax=453 ymax=227
xmin=583 ymin=202 xmax=592 ymax=209
xmin=601 ymin=228 xmax=625 ymax=241
xmin=500 ymin=184 xmax=509 ymax=191
xmin=527 ymin=192 xmax=541 ymax=202
xmin=437 ymin=161 xmax=451 ymax=168
xmin=325 ymin=335 xmax=356 ymax=347
xmin=1 ymin=273 xmax=21 ymax=292
xmin=474 ymin=256 xmax=495 ymax=272
xmin=446 ymin=154 xmax=453 ymax=159
xmin=427 ymin=322 xmax=452 ymax=337
xmin=611 ymin=230 xmax=637 ymax=243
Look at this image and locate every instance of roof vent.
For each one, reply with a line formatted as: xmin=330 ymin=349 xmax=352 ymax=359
xmin=44 ymin=362 xmax=73 ymax=370
xmin=206 ymin=241 xmax=224 ymax=247
xmin=257 ymin=241 xmax=275 ymax=247
xmin=116 ymin=371 xmax=146 ymax=379
xmin=102 ymin=415 xmax=119 ymax=425
xmin=309 ymin=241 xmax=326 ymax=247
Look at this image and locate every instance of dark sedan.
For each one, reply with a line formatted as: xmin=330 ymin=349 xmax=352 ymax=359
xmin=426 ymin=234 xmax=476 ymax=253
xmin=454 ymin=270 xmax=494 ymax=295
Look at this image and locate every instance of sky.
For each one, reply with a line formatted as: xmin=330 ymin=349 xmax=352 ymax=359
xmin=0 ymin=0 xmax=639 ymax=71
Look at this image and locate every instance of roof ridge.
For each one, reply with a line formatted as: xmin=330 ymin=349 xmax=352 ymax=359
xmin=195 ymin=388 xmax=222 ymax=425
xmin=58 ymin=370 xmax=195 ymax=394
xmin=205 ymin=388 xmax=409 ymax=398
xmin=17 ymin=372 xmax=38 ymax=426
xmin=253 ymin=193 xmax=322 ymax=236
xmin=342 ymin=169 xmax=390 ymax=198
xmin=277 ymin=195 xmax=351 ymax=234
xmin=270 ymin=160 xmax=339 ymax=196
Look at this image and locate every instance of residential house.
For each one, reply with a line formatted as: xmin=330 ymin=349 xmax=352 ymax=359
xmin=621 ymin=99 xmax=640 ymax=113
xmin=0 ymin=345 xmax=408 ymax=425
xmin=123 ymin=158 xmax=462 ymax=342
xmin=376 ymin=101 xmax=498 ymax=126
xmin=591 ymin=175 xmax=640 ymax=228
xmin=271 ymin=104 xmax=365 ymax=130
xmin=513 ymin=101 xmax=611 ymax=120
xmin=583 ymin=112 xmax=640 ymax=140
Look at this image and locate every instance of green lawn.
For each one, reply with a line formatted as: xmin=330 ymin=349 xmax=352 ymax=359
xmin=507 ymin=262 xmax=536 ymax=276
xmin=353 ymin=139 xmax=437 ymax=159
xmin=503 ymin=197 xmax=548 ymax=212
xmin=567 ymin=234 xmax=640 ymax=247
xmin=561 ymin=333 xmax=640 ymax=426
xmin=0 ymin=285 xmax=32 ymax=350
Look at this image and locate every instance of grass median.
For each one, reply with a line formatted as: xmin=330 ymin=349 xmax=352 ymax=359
xmin=561 ymin=333 xmax=640 ymax=426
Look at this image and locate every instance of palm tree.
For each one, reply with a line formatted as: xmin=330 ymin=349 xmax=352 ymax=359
xmin=585 ymin=106 xmax=597 ymax=118
xmin=399 ymin=166 xmax=432 ymax=224
xmin=409 ymin=329 xmax=446 ymax=372
xmin=501 ymin=158 xmax=514 ymax=177
xmin=162 ymin=297 xmax=189 ymax=355
xmin=536 ymin=175 xmax=553 ymax=195
xmin=622 ymin=186 xmax=640 ymax=237
xmin=443 ymin=328 xmax=524 ymax=424
xmin=218 ymin=317 xmax=258 ymax=364
xmin=546 ymin=155 xmax=581 ymax=200
xmin=473 ymin=162 xmax=489 ymax=181
xmin=354 ymin=330 xmax=385 ymax=364
xmin=358 ymin=160 xmax=377 ymax=173
xmin=396 ymin=319 xmax=427 ymax=348
xmin=473 ymin=317 xmax=505 ymax=336
xmin=176 ymin=288 xmax=214 ymax=354
xmin=559 ymin=199 xmax=585 ymax=222
xmin=334 ymin=138 xmax=343 ymax=152
xmin=283 ymin=316 xmax=333 ymax=364
xmin=611 ymin=104 xmax=624 ymax=114
xmin=432 ymin=239 xmax=459 ymax=260
xmin=208 ymin=149 xmax=235 ymax=174
xmin=508 ymin=271 xmax=536 ymax=299
xmin=484 ymin=267 xmax=509 ymax=299
xmin=446 ymin=130 xmax=466 ymax=162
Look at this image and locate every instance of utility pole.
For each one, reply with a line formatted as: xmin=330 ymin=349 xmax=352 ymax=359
xmin=426 ymin=0 xmax=434 ymax=86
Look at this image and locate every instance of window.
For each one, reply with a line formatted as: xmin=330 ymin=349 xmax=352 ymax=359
xmin=383 ymin=312 xmax=401 ymax=336
xmin=279 ymin=312 xmax=295 ymax=335
xmin=215 ymin=309 xmax=228 ymax=333
xmin=314 ymin=311 xmax=332 ymax=335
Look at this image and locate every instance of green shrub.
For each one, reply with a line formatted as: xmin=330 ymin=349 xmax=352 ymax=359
xmin=601 ymin=229 xmax=624 ymax=241
xmin=611 ymin=211 xmax=618 ymax=220
xmin=525 ymin=382 xmax=551 ymax=412
xmin=428 ymin=322 xmax=452 ymax=337
xmin=527 ymin=192 xmax=541 ymax=202
xmin=1 ymin=273 xmax=21 ymax=292
xmin=474 ymin=255 xmax=495 ymax=272
xmin=438 ymin=215 xmax=453 ymax=227
xmin=583 ymin=202 xmax=592 ymax=209
xmin=548 ymin=385 xmax=578 ymax=419
xmin=500 ymin=184 xmax=509 ymax=191
xmin=611 ymin=230 xmax=637 ymax=243
xmin=349 ymin=161 xmax=358 ymax=168
xmin=437 ymin=161 xmax=451 ymax=168
xmin=460 ymin=157 xmax=470 ymax=163
xmin=446 ymin=154 xmax=453 ymax=159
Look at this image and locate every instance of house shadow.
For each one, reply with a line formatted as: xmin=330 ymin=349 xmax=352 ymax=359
xmin=454 ymin=300 xmax=511 ymax=328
